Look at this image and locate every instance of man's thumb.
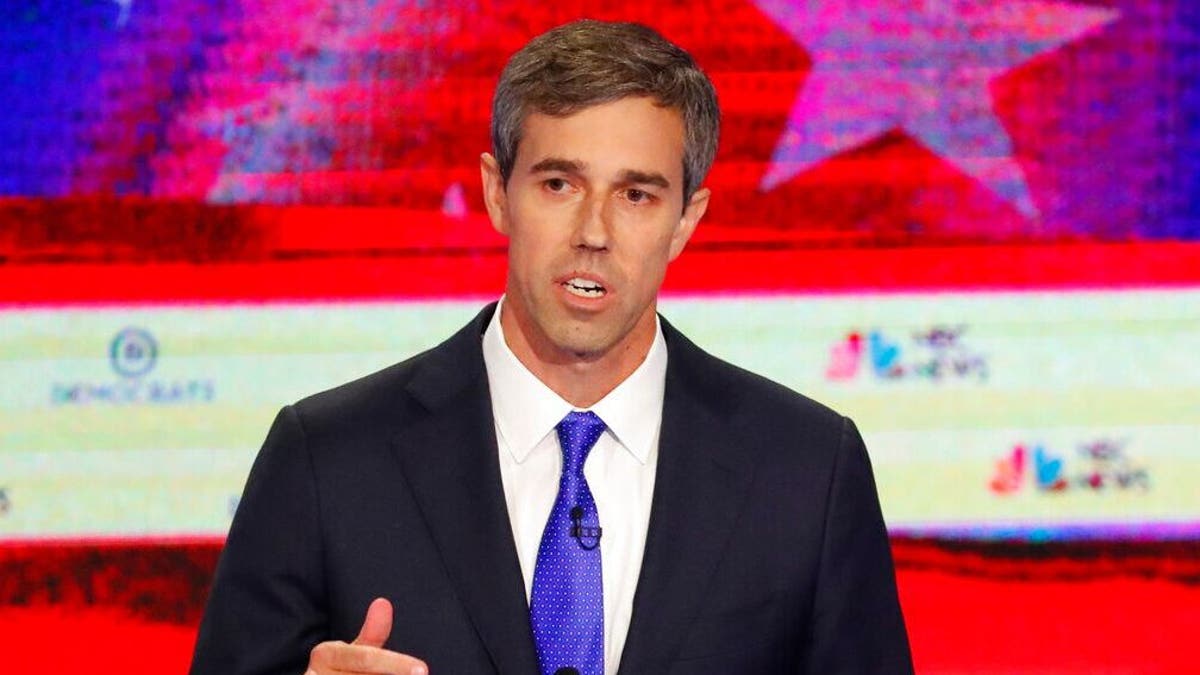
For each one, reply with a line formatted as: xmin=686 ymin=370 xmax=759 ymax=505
xmin=352 ymin=597 xmax=394 ymax=647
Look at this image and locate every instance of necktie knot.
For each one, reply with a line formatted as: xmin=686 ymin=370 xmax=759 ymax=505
xmin=556 ymin=410 xmax=607 ymax=473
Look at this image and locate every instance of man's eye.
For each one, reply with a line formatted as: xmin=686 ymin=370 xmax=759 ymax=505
xmin=545 ymin=178 xmax=569 ymax=192
xmin=626 ymin=189 xmax=651 ymax=204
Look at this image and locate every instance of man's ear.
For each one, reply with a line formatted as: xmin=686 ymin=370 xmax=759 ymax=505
xmin=480 ymin=152 xmax=509 ymax=236
xmin=668 ymin=187 xmax=710 ymax=261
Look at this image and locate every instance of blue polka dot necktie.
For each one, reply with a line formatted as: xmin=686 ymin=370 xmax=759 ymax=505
xmin=530 ymin=410 xmax=607 ymax=675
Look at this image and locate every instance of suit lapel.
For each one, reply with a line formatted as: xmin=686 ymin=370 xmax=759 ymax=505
xmin=617 ymin=323 xmax=756 ymax=673
xmin=393 ymin=305 xmax=540 ymax=674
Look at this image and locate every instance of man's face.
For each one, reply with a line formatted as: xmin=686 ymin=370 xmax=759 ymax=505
xmin=481 ymin=96 xmax=709 ymax=366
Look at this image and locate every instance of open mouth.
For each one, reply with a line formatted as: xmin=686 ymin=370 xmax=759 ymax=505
xmin=563 ymin=277 xmax=606 ymax=298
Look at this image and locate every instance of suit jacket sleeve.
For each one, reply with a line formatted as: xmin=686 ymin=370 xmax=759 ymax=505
xmin=804 ymin=417 xmax=913 ymax=674
xmin=190 ymin=405 xmax=329 ymax=675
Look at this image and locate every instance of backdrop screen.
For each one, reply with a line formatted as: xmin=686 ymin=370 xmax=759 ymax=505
xmin=1 ymin=0 xmax=1197 ymax=671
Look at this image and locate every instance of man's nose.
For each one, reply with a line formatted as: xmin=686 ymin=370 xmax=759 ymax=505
xmin=572 ymin=194 xmax=611 ymax=251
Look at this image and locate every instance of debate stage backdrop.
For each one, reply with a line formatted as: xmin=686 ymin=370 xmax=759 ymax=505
xmin=2 ymin=1 xmax=1198 ymax=672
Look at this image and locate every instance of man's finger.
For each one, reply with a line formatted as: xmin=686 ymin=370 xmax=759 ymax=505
xmin=353 ymin=597 xmax=394 ymax=648
xmin=323 ymin=643 xmax=427 ymax=674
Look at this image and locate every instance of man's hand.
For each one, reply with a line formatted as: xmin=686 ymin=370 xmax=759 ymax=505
xmin=305 ymin=598 xmax=429 ymax=675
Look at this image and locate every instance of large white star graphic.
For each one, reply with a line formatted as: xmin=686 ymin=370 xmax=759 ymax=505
xmin=754 ymin=0 xmax=1119 ymax=217
xmin=113 ymin=0 xmax=133 ymax=27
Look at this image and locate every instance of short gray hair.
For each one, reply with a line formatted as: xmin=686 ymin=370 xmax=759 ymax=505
xmin=491 ymin=19 xmax=720 ymax=203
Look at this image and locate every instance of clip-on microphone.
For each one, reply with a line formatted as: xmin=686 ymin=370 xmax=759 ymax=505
xmin=569 ymin=506 xmax=602 ymax=550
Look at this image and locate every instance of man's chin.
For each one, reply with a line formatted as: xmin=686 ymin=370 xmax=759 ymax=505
xmin=554 ymin=338 xmax=611 ymax=364
xmin=538 ymin=324 xmax=617 ymax=362
xmin=546 ymin=312 xmax=656 ymax=365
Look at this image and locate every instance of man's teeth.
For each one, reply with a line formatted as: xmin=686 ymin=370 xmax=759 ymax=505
xmin=564 ymin=278 xmax=605 ymax=297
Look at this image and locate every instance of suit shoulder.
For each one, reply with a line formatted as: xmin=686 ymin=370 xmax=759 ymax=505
xmin=285 ymin=342 xmax=444 ymax=444
xmin=708 ymin=351 xmax=844 ymax=428
xmin=285 ymin=307 xmax=490 ymax=439
xmin=667 ymin=325 xmax=845 ymax=430
xmin=666 ymin=330 xmax=858 ymax=489
xmin=302 ymin=351 xmax=420 ymax=409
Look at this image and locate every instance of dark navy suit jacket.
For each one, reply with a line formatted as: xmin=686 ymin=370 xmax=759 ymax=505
xmin=191 ymin=303 xmax=913 ymax=674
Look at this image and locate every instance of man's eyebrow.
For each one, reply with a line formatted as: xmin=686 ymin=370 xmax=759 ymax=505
xmin=617 ymin=169 xmax=671 ymax=189
xmin=528 ymin=159 xmax=671 ymax=190
xmin=529 ymin=157 xmax=585 ymax=174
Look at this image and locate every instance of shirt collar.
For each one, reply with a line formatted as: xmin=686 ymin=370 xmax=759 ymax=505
xmin=482 ymin=296 xmax=667 ymax=466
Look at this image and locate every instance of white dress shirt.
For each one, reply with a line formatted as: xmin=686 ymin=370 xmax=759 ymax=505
xmin=482 ymin=297 xmax=666 ymax=675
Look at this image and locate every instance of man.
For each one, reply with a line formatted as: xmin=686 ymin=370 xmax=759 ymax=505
xmin=191 ymin=19 xmax=912 ymax=675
